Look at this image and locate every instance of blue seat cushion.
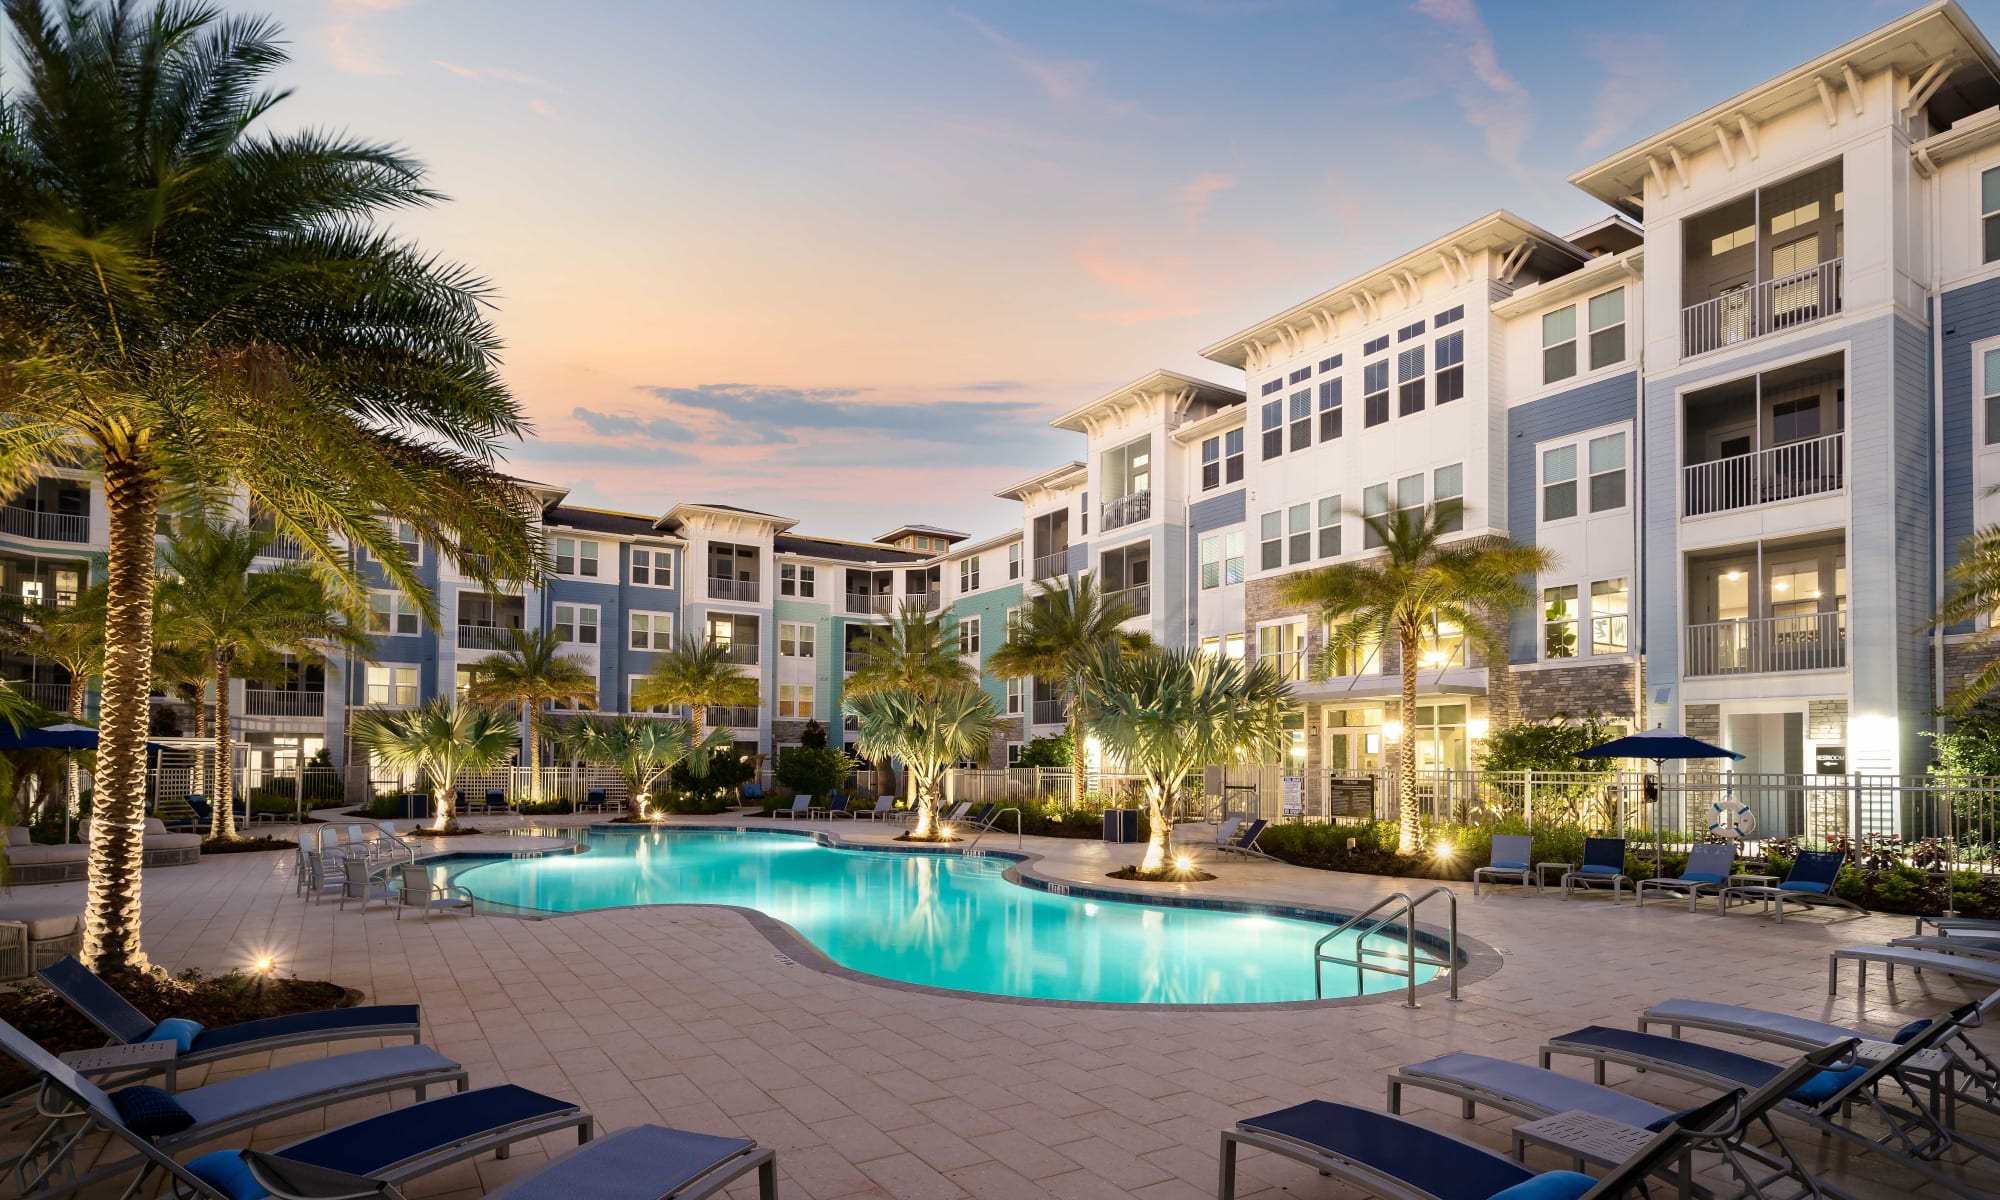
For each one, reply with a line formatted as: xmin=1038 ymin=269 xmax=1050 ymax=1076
xmin=186 ymin=1151 xmax=269 ymax=1200
xmin=276 ymin=1085 xmax=578 ymax=1176
xmin=1488 ymin=1172 xmax=1599 ymax=1200
xmin=1778 ymin=880 xmax=1830 ymax=894
xmin=187 ymin=1005 xmax=419 ymax=1054
xmin=1490 ymin=861 xmax=1530 ymax=871
xmin=1578 ymin=865 xmax=1624 ymax=876
xmin=1791 ymin=1065 xmax=1869 ymax=1107
xmin=1678 ymin=873 xmax=1725 ymax=884
xmin=1239 ymin=1100 xmax=1532 ymax=1200
xmin=1893 ymin=1019 xmax=1934 ymax=1045
xmin=148 ymin=1018 xmax=203 ymax=1053
xmin=112 ymin=1085 xmax=196 ymax=1137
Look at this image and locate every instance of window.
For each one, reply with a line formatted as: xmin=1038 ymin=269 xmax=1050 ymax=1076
xmin=1397 ymin=320 xmax=1425 ymax=342
xmin=628 ymin=676 xmax=673 ymax=715
xmin=1397 ymin=346 xmax=1425 ymax=415
xmin=389 ymin=519 xmax=420 ymax=563
xmin=365 ymin=665 xmax=419 ymax=707
xmin=1102 ymin=436 xmax=1151 ymax=506
xmin=1288 ymin=503 xmax=1311 ymax=564
xmin=1006 ymin=676 xmax=1023 ymax=715
xmin=1325 ymin=618 xmax=1379 ymax=676
xmin=1542 ymin=305 xmax=1577 ymax=384
xmin=1396 ymin=473 xmax=1424 ymax=525
xmin=1318 ymin=378 xmax=1343 ymax=440
xmin=631 ymin=548 xmax=672 ymax=588
xmin=1099 ymin=543 xmax=1150 ymax=613
xmin=1260 ymin=510 xmax=1283 ymax=570
xmin=1434 ymin=332 xmax=1464 ymax=404
xmin=1222 ymin=632 xmax=1245 ymax=660
xmin=1200 ymin=534 xmax=1221 ymax=589
xmin=1591 ymin=578 xmax=1629 ymax=654
xmin=1224 ymin=428 xmax=1244 ymax=482
xmin=1434 ymin=304 xmax=1464 ymax=327
xmin=777 ymin=684 xmax=815 ymax=718
xmin=1543 ymin=585 xmax=1578 ymax=659
xmin=1364 ymin=334 xmax=1389 ymax=355
xmin=1319 ymin=354 xmax=1342 ymax=371
xmin=959 ymin=616 xmax=981 ymax=656
xmin=368 ymin=592 xmax=420 ymax=636
xmin=1261 ymin=399 xmax=1283 ymax=458
xmin=959 ymin=556 xmax=980 ymax=593
xmin=1434 ymin=463 xmax=1463 ymax=533
xmin=1985 ymin=167 xmax=2000 ymax=263
xmin=1200 ymin=636 xmax=1218 ymax=657
xmin=1771 ymin=397 xmax=1821 ymax=444
xmin=1006 ymin=743 xmax=1022 ymax=766
xmin=1317 ymin=495 xmax=1342 ymax=558
xmin=1363 ymin=361 xmax=1389 ymax=427
xmin=1588 ymin=433 xmax=1627 ymax=511
xmin=1588 ymin=288 xmax=1625 ymax=368
xmin=1711 ymin=224 xmax=1754 ymax=255
xmin=1258 ymin=620 xmax=1306 ymax=681
xmin=1260 ymin=378 xmax=1283 ymax=396
xmin=1222 ymin=530 xmax=1244 ymax=583
xmin=1362 ymin=483 xmax=1390 ymax=549
xmin=1542 ymin=445 xmax=1578 ymax=521
xmin=1008 ymin=543 xmax=1021 ymax=579
xmin=1288 ymin=366 xmax=1311 ymax=385
xmin=629 ymin=611 xmax=672 ymax=650
xmin=1006 ymin=605 xmax=1022 ymax=638
xmin=554 ymin=603 xmax=599 ymax=645
xmin=1201 ymin=436 xmax=1222 ymax=490
xmin=1289 ymin=390 xmax=1312 ymax=451
xmin=779 ymin=622 xmax=814 ymax=658
xmin=780 ymin=563 xmax=815 ymax=597
xmin=553 ymin=537 xmax=599 ymax=578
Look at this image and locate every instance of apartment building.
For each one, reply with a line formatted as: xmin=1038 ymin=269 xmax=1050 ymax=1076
xmin=10 ymin=2 xmax=2000 ymax=810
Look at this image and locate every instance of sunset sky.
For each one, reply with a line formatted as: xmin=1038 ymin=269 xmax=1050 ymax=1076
xmin=246 ymin=0 xmax=1976 ymax=542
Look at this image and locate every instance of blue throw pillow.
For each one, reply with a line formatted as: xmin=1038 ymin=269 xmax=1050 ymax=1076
xmin=148 ymin=1017 xmax=203 ymax=1053
xmin=111 ymin=1085 xmax=196 ymax=1137
xmin=1487 ymin=1171 xmax=1599 ymax=1200
xmin=1790 ymin=1064 xmax=1868 ymax=1107
xmin=1492 ymin=861 xmax=1530 ymax=871
xmin=1778 ymin=880 xmax=1829 ymax=894
xmin=185 ymin=1152 xmax=270 ymax=1200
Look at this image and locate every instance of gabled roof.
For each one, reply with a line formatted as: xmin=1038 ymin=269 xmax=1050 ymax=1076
xmin=543 ymin=505 xmax=678 ymax=540
xmin=995 ymin=461 xmax=1087 ymax=503
xmin=876 ymin=523 xmax=970 ymax=546
xmin=661 ymin=502 xmax=798 ymax=534
xmin=1049 ymin=369 xmax=1243 ymax=434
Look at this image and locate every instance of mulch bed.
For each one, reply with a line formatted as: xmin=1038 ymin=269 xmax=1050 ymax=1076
xmin=894 ymin=833 xmax=962 ymax=844
xmin=403 ymin=827 xmax=487 ymax=838
xmin=0 ymin=968 xmax=358 ymax=1092
xmin=200 ymin=837 xmax=293 ymax=855
xmin=1108 ymin=866 xmax=1219 ymax=883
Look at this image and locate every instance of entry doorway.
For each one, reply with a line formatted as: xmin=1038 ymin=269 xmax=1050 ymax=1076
xmin=1323 ymin=706 xmax=1384 ymax=776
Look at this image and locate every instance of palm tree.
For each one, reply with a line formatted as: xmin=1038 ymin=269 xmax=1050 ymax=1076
xmin=848 ymin=683 xmax=997 ymax=839
xmin=1934 ymin=524 xmax=2000 ymax=710
xmin=843 ymin=604 xmax=976 ymax=797
xmin=1281 ymin=501 xmax=1551 ymax=854
xmin=632 ymin=636 xmax=760 ymax=747
xmin=157 ymin=520 xmax=365 ymax=839
xmin=559 ymin=714 xmax=729 ymax=816
xmin=989 ymin=575 xmax=1152 ymax=805
xmin=350 ymin=699 xmax=518 ymax=833
xmin=0 ymin=3 xmax=541 ymax=970
xmin=1083 ymin=647 xmax=1296 ymax=874
xmin=465 ymin=628 xmax=597 ymax=803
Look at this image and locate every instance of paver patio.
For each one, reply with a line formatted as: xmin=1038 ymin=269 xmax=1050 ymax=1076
xmin=3 ymin=818 xmax=1990 ymax=1200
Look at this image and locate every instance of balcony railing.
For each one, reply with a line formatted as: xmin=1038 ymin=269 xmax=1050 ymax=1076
xmin=845 ymin=594 xmax=893 ymax=616
xmin=1683 ymin=432 xmax=1844 ymax=518
xmin=16 ymin=681 xmax=74 ymax=712
xmin=1101 ymin=491 xmax=1152 ymax=533
xmin=710 ymin=642 xmax=759 ymax=666
xmin=243 ymin=689 xmax=326 ymax=718
xmin=8 ymin=586 xmax=80 ymax=611
xmin=909 ymin=590 xmax=941 ymax=612
xmin=1682 ymin=258 xmax=1843 ymax=358
xmin=1032 ymin=549 xmax=1070 ymax=580
xmin=257 ymin=534 xmax=304 ymax=560
xmin=708 ymin=577 xmax=759 ymax=602
xmin=1684 ymin=611 xmax=1847 ymax=677
xmin=0 ymin=506 xmax=89 ymax=543
xmin=705 ymin=705 xmax=760 ymax=729
xmin=456 ymin=624 xmax=518 ymax=650
xmin=1104 ymin=584 xmax=1151 ymax=618
xmin=1032 ymin=699 xmax=1066 ymax=726
xmin=845 ymin=651 xmax=866 ymax=674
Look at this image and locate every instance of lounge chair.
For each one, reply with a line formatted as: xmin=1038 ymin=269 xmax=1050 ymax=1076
xmin=1916 ymin=915 xmax=2000 ymax=937
xmin=339 ymin=859 xmax=396 ymax=913
xmin=959 ymin=803 xmax=997 ymax=830
xmin=483 ymin=790 xmax=508 ymax=815
xmin=37 ymin=957 xmax=420 ymax=1086
xmin=1634 ymin=843 xmax=1734 ymax=912
xmin=0 ymin=1016 xmax=465 ymax=1200
xmin=773 ymin=796 xmax=810 ymax=820
xmin=813 ymin=795 xmax=850 ymax=819
xmin=576 ymin=788 xmax=606 ymax=813
xmin=1217 ymin=819 xmax=1271 ymax=860
xmin=1888 ymin=935 xmax=2000 ymax=962
xmin=1540 ymin=1004 xmax=1991 ymax=1200
xmin=903 ymin=801 xmax=969 ymax=829
xmin=1719 ymin=849 xmax=1860 ymax=923
xmin=1560 ymin=837 xmax=1631 ymax=902
xmin=395 ymin=864 xmax=475 ymax=922
xmin=1829 ymin=944 xmax=2000 ymax=995
xmin=1220 ymin=1090 xmax=1744 ymax=1200
xmin=856 ymin=796 xmax=897 ymax=821
xmin=1471 ymin=834 xmax=1534 ymax=896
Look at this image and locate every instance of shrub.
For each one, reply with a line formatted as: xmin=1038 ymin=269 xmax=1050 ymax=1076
xmin=1016 ymin=733 xmax=1073 ymax=768
xmin=670 ymin=750 xmax=756 ymax=799
xmin=774 ymin=746 xmax=857 ymax=801
xmin=799 ymin=719 xmax=829 ymax=750
xmin=660 ymin=790 xmax=735 ymax=815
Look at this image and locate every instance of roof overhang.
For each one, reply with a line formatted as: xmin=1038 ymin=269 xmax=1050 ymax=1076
xmin=1490 ymin=249 xmax=1645 ymax=319
xmin=1914 ymin=103 xmax=2000 ymax=171
xmin=1169 ymin=403 xmax=1248 ymax=446
xmin=1050 ymin=369 xmax=1243 ymax=434
xmin=1570 ymin=1 xmax=2000 ymax=212
xmin=1199 ymin=211 xmax=1589 ymax=370
xmin=995 ymin=461 xmax=1087 ymax=502
xmin=661 ymin=503 xmax=798 ymax=535
xmin=875 ymin=523 xmax=970 ymax=545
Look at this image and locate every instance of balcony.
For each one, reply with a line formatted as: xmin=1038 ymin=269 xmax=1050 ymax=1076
xmin=845 ymin=594 xmax=893 ymax=616
xmin=1683 ymin=432 xmax=1844 ymax=518
xmin=0 ymin=505 xmax=88 ymax=544
xmin=1682 ymin=258 xmax=1842 ymax=358
xmin=258 ymin=534 xmax=304 ymax=560
xmin=845 ymin=651 xmax=866 ymax=674
xmin=1104 ymin=584 xmax=1151 ymax=618
xmin=1033 ymin=550 xmax=1069 ymax=581
xmin=709 ymin=577 xmax=759 ymax=602
xmin=1684 ymin=611 xmax=1846 ymax=677
xmin=705 ymin=705 xmax=759 ymax=729
xmin=243 ymin=689 xmax=327 ymax=718
xmin=1032 ymin=698 xmax=1065 ymax=725
xmin=457 ymin=624 xmax=517 ymax=651
xmin=909 ymin=590 xmax=941 ymax=612
xmin=17 ymin=681 xmax=73 ymax=712
xmin=1101 ymin=491 xmax=1151 ymax=533
xmin=710 ymin=641 xmax=758 ymax=666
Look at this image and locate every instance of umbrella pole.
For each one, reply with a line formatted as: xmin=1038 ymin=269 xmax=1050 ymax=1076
xmin=1653 ymin=758 xmax=1665 ymax=881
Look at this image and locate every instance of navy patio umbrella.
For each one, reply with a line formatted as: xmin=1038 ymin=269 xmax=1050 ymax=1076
xmin=0 ymin=723 xmax=99 ymax=842
xmin=1576 ymin=725 xmax=1745 ymax=877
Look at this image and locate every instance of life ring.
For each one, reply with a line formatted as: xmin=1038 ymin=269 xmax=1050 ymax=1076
xmin=1706 ymin=798 xmax=1756 ymax=841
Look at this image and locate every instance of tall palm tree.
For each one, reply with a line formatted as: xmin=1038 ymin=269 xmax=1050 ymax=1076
xmin=350 ymin=699 xmax=517 ymax=832
xmin=465 ymin=627 xmax=597 ymax=803
xmin=848 ymin=682 xmax=997 ymax=839
xmin=0 ymin=3 xmax=541 ymax=970
xmin=157 ymin=520 xmax=365 ymax=838
xmin=989 ymin=575 xmax=1152 ymax=805
xmin=843 ymin=604 xmax=976 ymax=796
xmin=1281 ymin=501 xmax=1551 ymax=853
xmin=559 ymin=714 xmax=729 ymax=817
xmin=632 ymin=635 xmax=760 ymax=747
xmin=1083 ymin=647 xmax=1296 ymax=874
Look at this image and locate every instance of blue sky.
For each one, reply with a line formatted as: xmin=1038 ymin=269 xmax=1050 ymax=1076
xmin=241 ymin=0 xmax=1992 ymax=540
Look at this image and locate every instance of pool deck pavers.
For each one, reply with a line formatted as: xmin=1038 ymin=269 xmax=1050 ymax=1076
xmin=3 ymin=815 xmax=1992 ymax=1200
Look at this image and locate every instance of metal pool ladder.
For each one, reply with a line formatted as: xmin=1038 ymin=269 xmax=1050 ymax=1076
xmin=1311 ymin=886 xmax=1459 ymax=1008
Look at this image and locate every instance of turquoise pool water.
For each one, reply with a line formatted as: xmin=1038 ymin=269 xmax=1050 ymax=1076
xmin=443 ymin=828 xmax=1444 ymax=1005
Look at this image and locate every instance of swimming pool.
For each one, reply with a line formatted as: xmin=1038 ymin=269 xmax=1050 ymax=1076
xmin=440 ymin=827 xmax=1449 ymax=1006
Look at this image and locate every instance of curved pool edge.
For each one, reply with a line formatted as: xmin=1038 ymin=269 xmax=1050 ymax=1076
xmin=428 ymin=821 xmax=1504 ymax=1011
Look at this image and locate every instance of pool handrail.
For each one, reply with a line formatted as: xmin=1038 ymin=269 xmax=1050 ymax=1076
xmin=965 ymin=807 xmax=1022 ymax=852
xmin=1311 ymin=886 xmax=1458 ymax=1009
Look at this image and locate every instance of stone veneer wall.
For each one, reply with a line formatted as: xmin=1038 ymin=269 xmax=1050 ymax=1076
xmin=1511 ymin=661 xmax=1639 ymax=725
xmin=1942 ymin=639 xmax=2000 ymax=707
xmin=1807 ymin=700 xmax=1848 ymax=742
xmin=1683 ymin=704 xmax=1721 ymax=743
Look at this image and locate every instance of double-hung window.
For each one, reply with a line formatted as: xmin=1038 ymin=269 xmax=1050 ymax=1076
xmin=1542 ymin=306 xmax=1578 ymax=384
xmin=1288 ymin=503 xmax=1311 ymax=564
xmin=1261 ymin=400 xmax=1283 ymax=459
xmin=1006 ymin=676 xmax=1023 ymax=715
xmin=1318 ymin=378 xmax=1343 ymax=440
xmin=1434 ymin=463 xmax=1464 ymax=533
xmin=779 ymin=622 xmax=815 ymax=658
xmin=1259 ymin=511 xmax=1283 ymax=570
xmin=958 ymin=616 xmax=981 ymax=656
xmin=1984 ymin=349 xmax=2000 ymax=445
xmin=1362 ymin=483 xmax=1390 ymax=549
xmin=629 ymin=611 xmax=672 ymax=650
xmin=1317 ymin=495 xmax=1342 ymax=558
xmin=777 ymin=684 xmax=814 ymax=718
xmin=1221 ymin=530 xmax=1244 ymax=583
xmin=1542 ymin=445 xmax=1579 ymax=521
xmin=1591 ymin=578 xmax=1629 ymax=654
xmin=631 ymin=548 xmax=672 ymax=588
xmin=553 ymin=537 xmax=599 ymax=578
xmin=368 ymin=592 xmax=420 ymax=636
xmin=1588 ymin=433 xmax=1627 ymax=511
xmin=1363 ymin=361 xmax=1390 ymax=427
xmin=1397 ymin=346 xmax=1425 ymax=415
xmin=1434 ymin=332 xmax=1464 ymax=404
xmin=959 ymin=556 xmax=980 ymax=593
xmin=1543 ymin=585 xmax=1578 ymax=659
xmin=1201 ymin=436 xmax=1222 ymax=490
xmin=1007 ymin=543 xmax=1022 ymax=579
xmin=1986 ymin=167 xmax=2000 ymax=263
xmin=1588 ymin=288 xmax=1625 ymax=368
xmin=1200 ymin=535 xmax=1222 ymax=589
xmin=1223 ymin=428 xmax=1244 ymax=482
xmin=1258 ymin=620 xmax=1306 ymax=681
xmin=389 ymin=520 xmax=420 ymax=563
xmin=1289 ymin=391 xmax=1312 ymax=451
xmin=365 ymin=665 xmax=419 ymax=707
xmin=554 ymin=603 xmax=599 ymax=645
xmin=1395 ymin=473 xmax=1425 ymax=526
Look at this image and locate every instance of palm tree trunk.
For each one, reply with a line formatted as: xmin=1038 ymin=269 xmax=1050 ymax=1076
xmin=1068 ymin=686 xmax=1086 ymax=807
xmin=432 ymin=775 xmax=458 ymax=833
xmin=911 ymin=771 xmax=938 ymax=838
xmin=66 ymin=679 xmax=84 ymax=831
xmin=524 ymin=703 xmax=542 ymax=804
xmin=83 ymin=452 xmax=159 ymax=973
xmin=211 ymin=653 xmax=236 ymax=839
xmin=1139 ymin=779 xmax=1171 ymax=873
xmin=1398 ymin=625 xmax=1421 ymax=856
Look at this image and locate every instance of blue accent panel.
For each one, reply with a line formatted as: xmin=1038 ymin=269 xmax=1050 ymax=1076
xmin=1892 ymin=312 xmax=1937 ymax=763
xmin=1939 ymin=278 xmax=2000 ymax=615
